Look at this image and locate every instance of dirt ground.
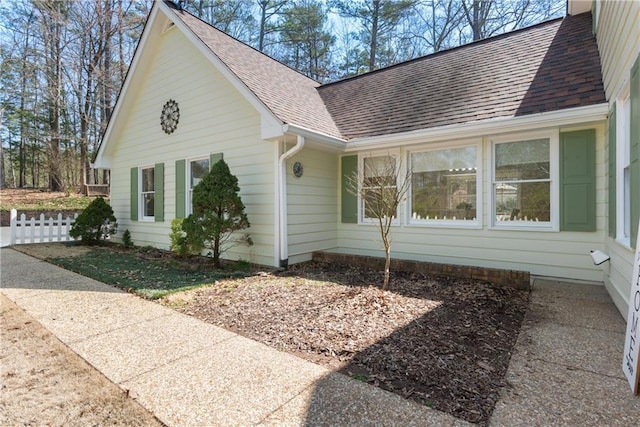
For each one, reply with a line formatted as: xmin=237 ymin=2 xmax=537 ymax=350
xmin=0 ymin=294 xmax=164 ymax=426
xmin=165 ymin=262 xmax=530 ymax=425
xmin=1 ymin=188 xmax=75 ymax=204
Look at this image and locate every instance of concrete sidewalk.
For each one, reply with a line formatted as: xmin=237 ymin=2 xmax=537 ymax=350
xmin=1 ymin=247 xmax=639 ymax=425
xmin=492 ymin=278 xmax=640 ymax=425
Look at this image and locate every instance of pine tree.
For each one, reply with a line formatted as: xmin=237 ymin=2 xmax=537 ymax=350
xmin=183 ymin=159 xmax=250 ymax=268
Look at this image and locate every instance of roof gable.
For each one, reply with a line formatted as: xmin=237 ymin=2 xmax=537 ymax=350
xmin=318 ymin=12 xmax=605 ymax=140
xmin=165 ymin=2 xmax=342 ymax=139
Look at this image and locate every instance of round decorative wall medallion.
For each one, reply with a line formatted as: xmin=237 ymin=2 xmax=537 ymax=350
xmin=293 ymin=161 xmax=303 ymax=178
xmin=160 ymin=99 xmax=180 ymax=134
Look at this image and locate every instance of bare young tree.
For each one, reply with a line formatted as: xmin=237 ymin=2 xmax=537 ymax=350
xmin=347 ymin=153 xmax=411 ymax=290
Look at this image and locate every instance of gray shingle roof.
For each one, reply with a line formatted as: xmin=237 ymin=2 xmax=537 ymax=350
xmin=318 ymin=12 xmax=605 ymax=140
xmin=168 ymin=2 xmax=604 ymax=142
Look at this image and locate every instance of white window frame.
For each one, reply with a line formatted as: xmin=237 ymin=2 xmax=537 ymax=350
xmin=140 ymin=166 xmax=155 ymax=221
xmin=616 ymin=87 xmax=632 ymax=248
xmin=187 ymin=157 xmax=210 ymax=215
xmin=357 ymin=150 xmax=402 ymax=225
xmin=407 ymin=140 xmax=482 ymax=229
xmin=490 ymin=130 xmax=559 ymax=231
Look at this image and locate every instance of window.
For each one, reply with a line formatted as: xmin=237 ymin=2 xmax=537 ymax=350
xmin=410 ymin=145 xmax=479 ymax=225
xmin=617 ymin=91 xmax=631 ymax=244
xmin=493 ymin=134 xmax=556 ymax=228
xmin=188 ymin=158 xmax=209 ymax=214
xmin=140 ymin=167 xmax=155 ymax=220
xmin=360 ymin=154 xmax=398 ymax=222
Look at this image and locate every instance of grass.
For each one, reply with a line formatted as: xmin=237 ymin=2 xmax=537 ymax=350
xmin=48 ymin=247 xmax=251 ymax=299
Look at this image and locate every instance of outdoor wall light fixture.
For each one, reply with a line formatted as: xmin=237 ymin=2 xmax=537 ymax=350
xmin=590 ymin=250 xmax=610 ymax=265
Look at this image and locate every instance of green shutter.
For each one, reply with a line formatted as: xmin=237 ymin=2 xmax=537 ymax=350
xmin=630 ymin=53 xmax=640 ymax=248
xmin=210 ymin=152 xmax=223 ymax=169
xmin=560 ymin=129 xmax=596 ymax=232
xmin=175 ymin=160 xmax=186 ymax=219
xmin=130 ymin=167 xmax=138 ymax=221
xmin=341 ymin=155 xmax=358 ymax=223
xmin=154 ymin=163 xmax=164 ymax=222
xmin=608 ymin=104 xmax=617 ymax=237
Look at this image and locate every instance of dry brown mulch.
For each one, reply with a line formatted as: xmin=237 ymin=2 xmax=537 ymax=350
xmin=165 ymin=262 xmax=530 ymax=425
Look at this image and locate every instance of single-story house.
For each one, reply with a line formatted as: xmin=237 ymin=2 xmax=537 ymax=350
xmin=93 ymin=0 xmax=639 ymax=319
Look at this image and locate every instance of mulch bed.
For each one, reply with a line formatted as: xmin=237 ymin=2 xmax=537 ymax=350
xmin=168 ymin=261 xmax=530 ymax=424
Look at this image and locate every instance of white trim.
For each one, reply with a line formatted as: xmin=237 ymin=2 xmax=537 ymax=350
xmin=406 ymin=139 xmax=483 ymax=228
xmin=278 ymin=136 xmax=305 ymax=266
xmin=357 ymin=150 xmax=402 ymax=225
xmin=93 ymin=5 xmax=161 ymax=168
xmin=186 ymin=156 xmax=210 ymax=216
xmin=489 ymin=129 xmax=559 ymax=231
xmin=344 ymin=104 xmax=609 ymax=152
xmin=567 ymin=0 xmax=592 ymax=16
xmin=273 ymin=141 xmax=281 ymax=268
xmin=616 ymin=86 xmax=632 ymax=247
xmin=281 ymin=124 xmax=346 ymax=149
xmin=140 ymin=165 xmax=155 ymax=221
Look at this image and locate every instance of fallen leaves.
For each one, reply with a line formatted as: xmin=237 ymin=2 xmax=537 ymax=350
xmin=167 ymin=262 xmax=530 ymax=425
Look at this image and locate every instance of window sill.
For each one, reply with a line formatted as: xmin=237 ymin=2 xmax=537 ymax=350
xmin=406 ymin=221 xmax=482 ymax=230
xmin=615 ymin=238 xmax=633 ymax=252
xmin=140 ymin=217 xmax=155 ymax=222
xmin=358 ymin=219 xmax=400 ymax=227
xmin=491 ymin=223 xmax=557 ymax=232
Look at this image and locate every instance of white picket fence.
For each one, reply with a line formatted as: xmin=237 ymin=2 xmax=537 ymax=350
xmin=10 ymin=209 xmax=78 ymax=245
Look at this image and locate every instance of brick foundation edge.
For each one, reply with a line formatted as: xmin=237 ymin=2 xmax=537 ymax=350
xmin=312 ymin=252 xmax=531 ymax=291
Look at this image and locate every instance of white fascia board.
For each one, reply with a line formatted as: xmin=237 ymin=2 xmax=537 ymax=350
xmin=344 ymin=103 xmax=609 ymax=152
xmin=159 ymin=2 xmax=283 ymax=139
xmin=280 ymin=123 xmax=346 ymax=151
xmin=568 ymin=0 xmax=592 ymax=16
xmin=93 ymin=4 xmax=162 ymax=169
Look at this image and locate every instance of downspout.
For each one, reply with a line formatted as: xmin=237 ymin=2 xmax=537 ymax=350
xmin=278 ymin=135 xmax=305 ymax=268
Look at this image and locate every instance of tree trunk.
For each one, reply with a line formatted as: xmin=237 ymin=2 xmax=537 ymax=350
xmin=213 ymin=236 xmax=221 ymax=268
xmin=383 ymin=241 xmax=391 ymax=290
xmin=369 ymin=0 xmax=380 ymax=71
xmin=259 ymin=0 xmax=267 ymax=51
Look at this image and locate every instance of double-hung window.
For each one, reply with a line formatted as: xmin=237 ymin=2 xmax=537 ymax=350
xmin=188 ymin=158 xmax=210 ymax=214
xmin=140 ymin=167 xmax=155 ymax=220
xmin=492 ymin=133 xmax=557 ymax=229
xmin=410 ymin=144 xmax=480 ymax=226
xmin=360 ymin=154 xmax=398 ymax=222
xmin=617 ymin=91 xmax=631 ymax=245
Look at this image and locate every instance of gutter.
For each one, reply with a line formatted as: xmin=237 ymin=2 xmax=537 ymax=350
xmin=281 ymin=123 xmax=345 ymax=150
xmin=345 ymin=103 xmax=610 ymax=151
xmin=277 ymin=134 xmax=305 ymax=268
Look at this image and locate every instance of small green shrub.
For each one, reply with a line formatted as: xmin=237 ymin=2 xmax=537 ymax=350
xmin=169 ymin=218 xmax=201 ymax=257
xmin=122 ymin=229 xmax=134 ymax=247
xmin=69 ymin=197 xmax=117 ymax=245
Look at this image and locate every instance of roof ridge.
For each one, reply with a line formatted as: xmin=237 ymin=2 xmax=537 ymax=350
xmin=319 ymin=14 xmax=566 ymax=88
xmin=164 ymin=0 xmax=321 ymax=85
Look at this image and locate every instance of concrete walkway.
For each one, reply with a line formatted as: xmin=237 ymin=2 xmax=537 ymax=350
xmin=1 ymin=247 xmax=639 ymax=425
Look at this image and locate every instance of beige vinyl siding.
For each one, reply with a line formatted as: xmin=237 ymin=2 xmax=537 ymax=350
xmin=596 ymin=1 xmax=640 ymax=100
xmin=597 ymin=1 xmax=639 ymax=319
xmin=286 ymin=147 xmax=338 ymax=264
xmin=109 ymin=26 xmax=274 ymax=266
xmin=337 ymin=126 xmax=606 ymax=282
